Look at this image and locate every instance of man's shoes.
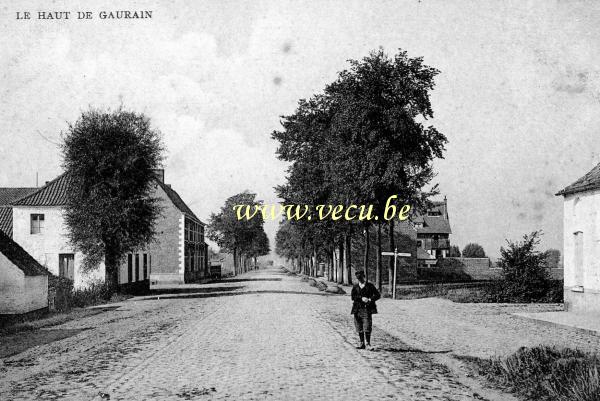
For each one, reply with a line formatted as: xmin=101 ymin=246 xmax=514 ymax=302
xmin=365 ymin=344 xmax=373 ymax=351
xmin=356 ymin=343 xmax=366 ymax=349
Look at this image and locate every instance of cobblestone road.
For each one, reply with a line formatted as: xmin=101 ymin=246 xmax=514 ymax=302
xmin=1 ymin=268 xmax=514 ymax=400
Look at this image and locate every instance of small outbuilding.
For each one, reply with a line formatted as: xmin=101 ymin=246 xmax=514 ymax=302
xmin=0 ymin=230 xmax=48 ymax=315
xmin=557 ymin=162 xmax=600 ymax=312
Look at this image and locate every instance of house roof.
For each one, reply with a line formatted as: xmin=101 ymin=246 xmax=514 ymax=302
xmin=413 ymin=201 xmax=452 ymax=234
xmin=0 ymin=187 xmax=38 ymax=205
xmin=12 ymin=173 xmax=204 ymax=224
xmin=155 ymin=180 xmax=204 ymax=224
xmin=556 ymin=163 xmax=600 ymax=196
xmin=0 ymin=229 xmax=48 ymax=276
xmin=0 ymin=207 xmax=13 ymax=237
xmin=11 ymin=174 xmax=71 ymax=207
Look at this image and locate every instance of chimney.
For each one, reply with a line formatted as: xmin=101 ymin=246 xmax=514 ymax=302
xmin=153 ymin=169 xmax=165 ymax=183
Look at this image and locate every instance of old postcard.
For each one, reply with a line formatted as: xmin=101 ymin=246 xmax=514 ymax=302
xmin=1 ymin=1 xmax=599 ymax=400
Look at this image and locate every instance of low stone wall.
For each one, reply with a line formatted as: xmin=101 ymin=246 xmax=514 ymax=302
xmin=440 ymin=258 xmax=564 ymax=281
xmin=439 ymin=257 xmax=500 ymax=280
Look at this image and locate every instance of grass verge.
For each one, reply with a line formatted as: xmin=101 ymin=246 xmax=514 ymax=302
xmin=460 ymin=346 xmax=600 ymax=401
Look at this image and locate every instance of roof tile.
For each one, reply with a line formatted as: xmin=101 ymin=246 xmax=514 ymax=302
xmin=0 ymin=207 xmax=12 ymax=237
xmin=557 ymin=163 xmax=600 ymax=196
xmin=0 ymin=187 xmax=37 ymax=206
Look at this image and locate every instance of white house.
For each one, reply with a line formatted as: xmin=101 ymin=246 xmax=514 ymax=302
xmin=11 ymin=174 xmax=104 ymax=288
xmin=557 ymin=163 xmax=600 ymax=312
xmin=0 ymin=229 xmax=48 ymax=314
xmin=10 ymin=170 xmax=207 ymax=289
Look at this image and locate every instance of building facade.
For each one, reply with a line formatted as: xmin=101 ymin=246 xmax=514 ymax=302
xmin=557 ymin=163 xmax=600 ymax=312
xmin=122 ymin=174 xmax=208 ymax=288
xmin=413 ymin=197 xmax=452 ymax=267
xmin=10 ymin=170 xmax=207 ymax=289
xmin=11 ymin=175 xmax=103 ymax=288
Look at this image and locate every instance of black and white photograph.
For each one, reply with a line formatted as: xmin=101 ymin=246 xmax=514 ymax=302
xmin=1 ymin=1 xmax=600 ymax=400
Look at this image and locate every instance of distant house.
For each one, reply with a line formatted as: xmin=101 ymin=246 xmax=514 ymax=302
xmin=557 ymin=163 xmax=600 ymax=312
xmin=210 ymin=252 xmax=236 ymax=278
xmin=414 ymin=197 xmax=452 ymax=264
xmin=10 ymin=169 xmax=208 ymax=289
xmin=0 ymin=229 xmax=48 ymax=315
xmin=0 ymin=187 xmax=37 ymax=237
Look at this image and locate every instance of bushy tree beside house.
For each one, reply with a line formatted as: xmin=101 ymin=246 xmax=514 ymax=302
xmin=62 ymin=108 xmax=164 ymax=292
xmin=462 ymin=243 xmax=486 ymax=258
xmin=499 ymin=231 xmax=549 ymax=285
xmin=490 ymin=231 xmax=562 ymax=303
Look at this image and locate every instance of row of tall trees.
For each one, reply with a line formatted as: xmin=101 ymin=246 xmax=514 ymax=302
xmin=273 ymin=48 xmax=447 ymax=290
xmin=207 ymin=191 xmax=270 ymax=274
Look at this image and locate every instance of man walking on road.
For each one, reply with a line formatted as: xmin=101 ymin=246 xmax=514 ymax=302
xmin=351 ymin=270 xmax=381 ymax=350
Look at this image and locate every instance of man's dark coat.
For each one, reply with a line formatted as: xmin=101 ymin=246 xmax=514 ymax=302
xmin=350 ymin=282 xmax=381 ymax=314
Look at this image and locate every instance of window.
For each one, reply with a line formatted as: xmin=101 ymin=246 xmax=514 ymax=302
xmin=59 ymin=254 xmax=74 ymax=281
xmin=574 ymin=231 xmax=583 ymax=286
xmin=30 ymin=214 xmax=44 ymax=234
xmin=127 ymin=254 xmax=133 ymax=283
xmin=143 ymin=254 xmax=148 ymax=279
xmin=135 ymin=254 xmax=140 ymax=282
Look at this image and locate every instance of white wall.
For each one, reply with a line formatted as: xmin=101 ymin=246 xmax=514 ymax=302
xmin=563 ymin=190 xmax=600 ymax=312
xmin=0 ymin=252 xmax=48 ymax=314
xmin=12 ymin=206 xmax=104 ymax=288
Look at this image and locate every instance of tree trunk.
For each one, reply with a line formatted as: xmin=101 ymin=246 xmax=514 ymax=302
xmin=313 ymin=246 xmax=318 ymax=277
xmin=104 ymin=247 xmax=120 ymax=294
xmin=338 ymin=240 xmax=344 ymax=284
xmin=344 ymin=233 xmax=352 ymax=285
xmin=376 ymin=223 xmax=382 ymax=291
xmin=327 ymin=247 xmax=335 ymax=281
xmin=363 ymin=225 xmax=370 ymax=282
xmin=388 ymin=219 xmax=395 ymax=292
xmin=233 ymin=247 xmax=238 ymax=276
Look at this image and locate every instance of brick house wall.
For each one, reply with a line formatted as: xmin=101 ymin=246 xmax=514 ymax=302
xmin=120 ymin=183 xmax=183 ymax=287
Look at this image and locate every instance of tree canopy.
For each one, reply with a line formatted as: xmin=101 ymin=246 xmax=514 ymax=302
xmin=61 ymin=107 xmax=164 ymax=290
xmin=207 ymin=191 xmax=270 ymax=273
xmin=462 ymin=243 xmax=486 ymax=258
xmin=272 ymin=48 xmax=447 ymax=285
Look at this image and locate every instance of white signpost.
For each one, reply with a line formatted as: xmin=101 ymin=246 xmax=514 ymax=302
xmin=381 ymin=248 xmax=411 ymax=299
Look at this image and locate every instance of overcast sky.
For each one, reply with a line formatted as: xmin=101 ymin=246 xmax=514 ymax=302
xmin=2 ymin=0 xmax=600 ymax=257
